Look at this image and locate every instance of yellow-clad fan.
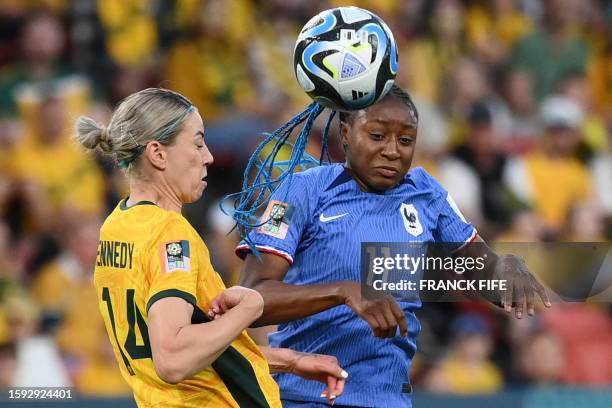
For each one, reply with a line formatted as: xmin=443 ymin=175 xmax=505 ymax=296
xmin=74 ymin=88 xmax=347 ymax=408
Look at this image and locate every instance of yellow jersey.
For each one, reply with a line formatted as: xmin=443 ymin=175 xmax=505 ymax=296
xmin=524 ymin=153 xmax=592 ymax=229
xmin=7 ymin=135 xmax=105 ymax=218
xmin=94 ymin=198 xmax=281 ymax=407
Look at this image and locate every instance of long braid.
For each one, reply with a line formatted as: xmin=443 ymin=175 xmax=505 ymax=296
xmin=220 ymin=102 xmax=336 ymax=254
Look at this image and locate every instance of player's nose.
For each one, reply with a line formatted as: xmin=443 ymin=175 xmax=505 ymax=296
xmin=202 ymin=143 xmax=214 ymax=167
xmin=380 ymin=138 xmax=400 ymax=160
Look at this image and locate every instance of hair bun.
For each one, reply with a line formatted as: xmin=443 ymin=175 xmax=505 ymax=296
xmin=97 ymin=126 xmax=113 ymax=153
xmin=75 ymin=115 xmax=112 ymax=153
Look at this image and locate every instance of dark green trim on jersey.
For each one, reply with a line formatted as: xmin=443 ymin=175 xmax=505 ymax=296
xmin=146 ymin=289 xmax=197 ymax=314
xmin=102 ymin=287 xmax=135 ymax=375
xmin=146 ymin=289 xmax=271 ymax=407
xmin=120 ymin=197 xmax=158 ymax=211
xmin=192 ymin=307 xmax=271 ymax=408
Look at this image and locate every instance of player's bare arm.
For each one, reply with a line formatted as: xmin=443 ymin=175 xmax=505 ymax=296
xmin=455 ymin=235 xmax=552 ymax=318
xmin=232 ymin=252 xmax=408 ymax=338
xmin=259 ymin=346 xmax=348 ymax=405
xmin=147 ymin=286 xmax=263 ymax=384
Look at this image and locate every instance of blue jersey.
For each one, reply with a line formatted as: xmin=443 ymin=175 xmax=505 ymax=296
xmin=236 ymin=164 xmax=476 ymax=407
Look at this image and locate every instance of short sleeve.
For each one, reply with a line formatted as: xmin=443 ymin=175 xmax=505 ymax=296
xmin=145 ymin=220 xmax=199 ymax=314
xmin=236 ymin=173 xmax=313 ymax=264
xmin=431 ymin=192 xmax=478 ymax=249
xmin=414 ymin=168 xmax=477 ymax=250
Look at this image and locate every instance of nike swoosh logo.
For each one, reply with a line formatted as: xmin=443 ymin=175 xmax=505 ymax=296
xmin=319 ymin=213 xmax=349 ymax=222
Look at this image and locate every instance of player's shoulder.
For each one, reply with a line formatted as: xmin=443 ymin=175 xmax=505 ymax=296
xmin=102 ymin=200 xmax=198 ymax=244
xmin=296 ymin=163 xmax=343 ymax=182
xmin=405 ymin=166 xmax=446 ymax=196
xmin=153 ymin=211 xmax=199 ymax=242
xmin=288 ymin=163 xmax=344 ymax=194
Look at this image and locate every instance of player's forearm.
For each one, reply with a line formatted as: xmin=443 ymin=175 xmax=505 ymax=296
xmin=259 ymin=346 xmax=298 ymax=373
xmin=454 ymin=236 xmax=502 ymax=305
xmin=157 ymin=303 xmax=260 ymax=382
xmin=455 ymin=235 xmax=499 ymax=281
xmin=250 ymin=280 xmax=345 ymax=326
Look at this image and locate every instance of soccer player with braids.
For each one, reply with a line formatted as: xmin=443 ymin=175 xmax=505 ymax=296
xmin=75 ymin=88 xmax=347 ymax=408
xmin=215 ymin=85 xmax=551 ymax=407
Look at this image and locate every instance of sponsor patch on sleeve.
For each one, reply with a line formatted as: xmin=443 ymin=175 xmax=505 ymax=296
xmin=257 ymin=200 xmax=293 ymax=239
xmin=162 ymin=240 xmax=191 ymax=273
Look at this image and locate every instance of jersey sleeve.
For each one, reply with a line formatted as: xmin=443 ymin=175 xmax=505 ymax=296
xmin=235 ymin=173 xmax=314 ymax=264
xmin=144 ymin=219 xmax=200 ymax=314
xmin=414 ymin=167 xmax=477 ymax=251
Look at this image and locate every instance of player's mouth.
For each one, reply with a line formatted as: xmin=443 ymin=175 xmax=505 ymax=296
xmin=375 ymin=166 xmax=399 ymax=178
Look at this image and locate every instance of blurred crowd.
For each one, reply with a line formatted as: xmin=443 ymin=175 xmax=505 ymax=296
xmin=0 ymin=0 xmax=610 ymax=399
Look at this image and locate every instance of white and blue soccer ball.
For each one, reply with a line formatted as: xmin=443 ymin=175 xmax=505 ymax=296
xmin=293 ymin=6 xmax=398 ymax=111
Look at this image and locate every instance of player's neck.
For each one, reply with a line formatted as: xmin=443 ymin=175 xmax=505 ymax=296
xmin=127 ymin=179 xmax=182 ymax=213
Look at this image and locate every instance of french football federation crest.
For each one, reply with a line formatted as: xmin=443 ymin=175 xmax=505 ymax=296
xmin=400 ymin=203 xmax=423 ymax=237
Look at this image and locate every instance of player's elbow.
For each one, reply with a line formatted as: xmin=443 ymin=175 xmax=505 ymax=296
xmin=153 ymin=357 xmax=188 ymax=384
xmin=152 ymin=340 xmax=191 ymax=384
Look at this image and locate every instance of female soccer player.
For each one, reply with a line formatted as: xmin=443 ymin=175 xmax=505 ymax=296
xmin=75 ymin=88 xmax=347 ymax=407
xmin=217 ymin=85 xmax=550 ymax=407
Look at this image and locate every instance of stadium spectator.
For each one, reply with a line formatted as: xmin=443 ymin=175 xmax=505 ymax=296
xmin=565 ymin=200 xmax=606 ymax=241
xmin=465 ymin=0 xmax=533 ymax=67
xmin=441 ymin=57 xmax=492 ymax=143
xmin=165 ymin=0 xmax=257 ymax=120
xmin=516 ymin=329 xmax=564 ymax=385
xmin=504 ymin=95 xmax=593 ymax=236
xmin=439 ymin=102 xmax=516 ymax=233
xmin=424 ymin=313 xmax=503 ymax=394
xmin=497 ymin=68 xmax=540 ymax=153
xmin=558 ymin=72 xmax=609 ymax=154
xmin=0 ymin=10 xmax=91 ymax=123
xmin=510 ymin=0 xmax=589 ymax=101
xmin=31 ymin=217 xmax=105 ymax=367
xmin=6 ymin=93 xmax=104 ymax=235
xmin=402 ymin=0 xmax=466 ymax=104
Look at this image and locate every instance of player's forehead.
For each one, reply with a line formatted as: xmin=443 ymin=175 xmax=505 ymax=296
xmin=356 ymin=98 xmax=418 ymax=129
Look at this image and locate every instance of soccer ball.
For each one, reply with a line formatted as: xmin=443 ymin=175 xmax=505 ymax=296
xmin=293 ymin=6 xmax=398 ymax=111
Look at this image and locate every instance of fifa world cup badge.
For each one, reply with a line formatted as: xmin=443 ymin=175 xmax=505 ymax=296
xmin=258 ymin=200 xmax=293 ymax=239
xmin=163 ymin=240 xmax=191 ymax=272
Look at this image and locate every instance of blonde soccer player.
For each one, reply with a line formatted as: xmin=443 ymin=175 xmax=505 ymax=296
xmin=75 ymin=88 xmax=347 ymax=407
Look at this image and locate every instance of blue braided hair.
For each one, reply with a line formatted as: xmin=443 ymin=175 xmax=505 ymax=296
xmin=221 ymin=102 xmax=336 ymax=254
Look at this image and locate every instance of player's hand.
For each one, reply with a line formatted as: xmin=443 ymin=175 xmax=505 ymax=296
xmin=339 ymin=281 xmax=408 ymax=338
xmin=207 ymin=286 xmax=264 ymax=320
xmin=288 ymin=351 xmax=347 ymax=406
xmin=494 ymin=254 xmax=551 ymax=318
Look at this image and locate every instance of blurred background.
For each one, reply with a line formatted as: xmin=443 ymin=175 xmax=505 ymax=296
xmin=0 ymin=0 xmax=610 ymax=406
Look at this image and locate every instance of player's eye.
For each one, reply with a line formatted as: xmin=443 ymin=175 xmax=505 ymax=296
xmin=196 ymin=144 xmax=204 ymax=149
xmin=369 ymin=132 xmax=384 ymax=140
xmin=399 ymin=136 xmax=413 ymax=145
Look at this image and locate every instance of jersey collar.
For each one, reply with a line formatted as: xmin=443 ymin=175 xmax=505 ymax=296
xmin=119 ymin=197 xmax=158 ymax=211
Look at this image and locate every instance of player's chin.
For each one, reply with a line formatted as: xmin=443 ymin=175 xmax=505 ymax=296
xmin=185 ymin=184 xmax=206 ymax=203
xmin=368 ymin=175 xmax=401 ymax=192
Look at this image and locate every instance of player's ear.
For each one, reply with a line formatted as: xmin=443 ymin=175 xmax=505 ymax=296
xmin=145 ymin=141 xmax=167 ymax=170
xmin=340 ymin=121 xmax=350 ymax=153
